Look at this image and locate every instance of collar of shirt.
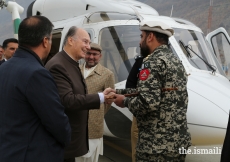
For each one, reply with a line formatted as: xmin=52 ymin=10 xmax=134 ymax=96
xmin=144 ymin=44 xmax=168 ymax=61
xmin=18 ymin=46 xmax=44 ymax=66
xmin=83 ymin=62 xmax=97 ymax=79
xmin=63 ymin=49 xmax=79 ymax=63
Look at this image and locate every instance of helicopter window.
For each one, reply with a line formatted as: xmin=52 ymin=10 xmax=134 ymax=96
xmin=174 ymin=28 xmax=223 ymax=74
xmin=84 ymin=12 xmax=137 ymax=24
xmin=98 ymin=25 xmax=141 ymax=83
xmin=210 ymin=32 xmax=230 ymax=78
xmin=84 ymin=29 xmax=94 ymax=42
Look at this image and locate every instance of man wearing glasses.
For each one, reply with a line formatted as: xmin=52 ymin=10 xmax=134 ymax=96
xmin=45 ymin=27 xmax=115 ymax=162
xmin=76 ymin=43 xmax=115 ymax=162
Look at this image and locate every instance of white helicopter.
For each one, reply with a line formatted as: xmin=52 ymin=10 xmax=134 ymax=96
xmin=2 ymin=0 xmax=230 ymax=146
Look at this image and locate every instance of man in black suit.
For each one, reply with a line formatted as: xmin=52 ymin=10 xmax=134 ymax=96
xmin=0 ymin=38 xmax=18 ymax=65
xmin=221 ymin=116 xmax=230 ymax=161
xmin=0 ymin=16 xmax=71 ymax=162
xmin=125 ymin=55 xmax=143 ymax=162
xmin=0 ymin=45 xmax=3 ymax=61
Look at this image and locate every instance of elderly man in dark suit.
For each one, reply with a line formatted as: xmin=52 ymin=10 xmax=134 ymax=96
xmin=0 ymin=16 xmax=71 ymax=162
xmin=45 ymin=26 xmax=115 ymax=162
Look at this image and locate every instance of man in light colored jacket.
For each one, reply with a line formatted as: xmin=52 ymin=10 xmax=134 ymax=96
xmin=76 ymin=43 xmax=115 ymax=162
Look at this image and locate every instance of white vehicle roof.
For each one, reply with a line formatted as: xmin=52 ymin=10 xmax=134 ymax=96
xmin=32 ymin=0 xmax=159 ymax=22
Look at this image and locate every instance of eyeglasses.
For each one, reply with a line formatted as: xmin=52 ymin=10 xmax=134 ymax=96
xmin=86 ymin=52 xmax=101 ymax=57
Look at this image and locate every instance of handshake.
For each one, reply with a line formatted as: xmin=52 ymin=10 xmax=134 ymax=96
xmin=103 ymin=88 xmax=138 ymax=108
xmin=103 ymin=87 xmax=125 ymax=107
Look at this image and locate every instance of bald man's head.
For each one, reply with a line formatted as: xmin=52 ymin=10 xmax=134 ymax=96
xmin=19 ymin=16 xmax=53 ymax=47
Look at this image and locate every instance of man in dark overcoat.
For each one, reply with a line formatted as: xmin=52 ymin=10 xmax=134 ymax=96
xmin=0 ymin=16 xmax=71 ymax=162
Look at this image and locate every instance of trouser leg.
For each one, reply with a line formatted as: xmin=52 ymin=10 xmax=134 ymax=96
xmin=131 ymin=116 xmax=138 ymax=162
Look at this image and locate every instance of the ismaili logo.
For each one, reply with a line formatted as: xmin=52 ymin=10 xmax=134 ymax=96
xmin=179 ymin=147 xmax=222 ymax=154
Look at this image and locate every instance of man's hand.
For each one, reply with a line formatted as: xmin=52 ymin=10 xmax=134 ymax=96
xmin=103 ymin=87 xmax=116 ymax=95
xmin=114 ymin=94 xmax=125 ymax=108
xmin=104 ymin=92 xmax=116 ymax=104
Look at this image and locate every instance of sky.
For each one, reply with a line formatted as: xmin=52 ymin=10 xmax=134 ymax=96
xmin=0 ymin=0 xmax=34 ymax=44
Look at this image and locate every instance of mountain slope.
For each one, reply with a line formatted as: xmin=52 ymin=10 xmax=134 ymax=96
xmin=138 ymin=0 xmax=230 ymax=34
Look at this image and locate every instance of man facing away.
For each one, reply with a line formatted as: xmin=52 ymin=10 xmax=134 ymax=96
xmin=75 ymin=43 xmax=115 ymax=162
xmin=0 ymin=16 xmax=71 ymax=162
xmin=0 ymin=38 xmax=18 ymax=65
xmin=45 ymin=26 xmax=115 ymax=162
xmin=114 ymin=21 xmax=191 ymax=162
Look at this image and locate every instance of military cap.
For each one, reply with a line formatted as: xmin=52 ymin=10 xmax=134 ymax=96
xmin=140 ymin=21 xmax=174 ymax=37
xmin=90 ymin=43 xmax=102 ymax=52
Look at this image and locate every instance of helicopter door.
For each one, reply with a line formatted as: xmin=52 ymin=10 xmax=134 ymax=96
xmin=44 ymin=28 xmax=63 ymax=65
xmin=206 ymin=27 xmax=230 ymax=79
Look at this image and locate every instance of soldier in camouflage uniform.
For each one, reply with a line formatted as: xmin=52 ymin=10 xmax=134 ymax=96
xmin=114 ymin=21 xmax=191 ymax=162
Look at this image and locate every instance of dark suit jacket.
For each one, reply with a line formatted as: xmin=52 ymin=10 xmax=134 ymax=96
xmin=126 ymin=56 xmax=143 ymax=88
xmin=0 ymin=47 xmax=71 ymax=162
xmin=45 ymin=50 xmax=100 ymax=158
xmin=221 ymin=114 xmax=230 ymax=162
xmin=0 ymin=59 xmax=5 ymax=65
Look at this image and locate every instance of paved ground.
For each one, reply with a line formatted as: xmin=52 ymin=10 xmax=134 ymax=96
xmin=97 ymin=137 xmax=222 ymax=162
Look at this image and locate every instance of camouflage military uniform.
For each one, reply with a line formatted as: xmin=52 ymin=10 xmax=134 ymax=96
xmin=117 ymin=45 xmax=191 ymax=162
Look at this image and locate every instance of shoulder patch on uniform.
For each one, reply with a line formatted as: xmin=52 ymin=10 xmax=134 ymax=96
xmin=144 ymin=62 xmax=150 ymax=68
xmin=139 ymin=69 xmax=150 ymax=80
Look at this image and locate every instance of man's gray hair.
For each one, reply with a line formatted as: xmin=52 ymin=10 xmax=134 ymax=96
xmin=63 ymin=26 xmax=78 ymax=47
